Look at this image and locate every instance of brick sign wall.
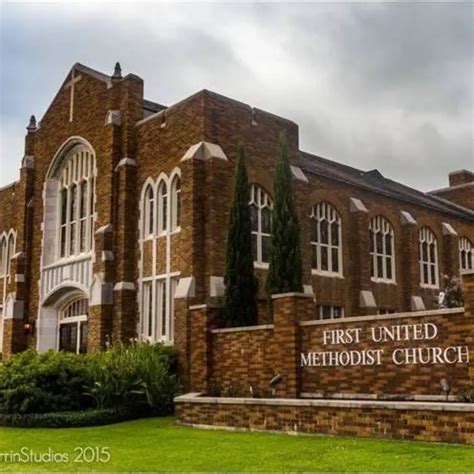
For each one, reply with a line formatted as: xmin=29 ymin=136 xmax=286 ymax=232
xmin=300 ymin=309 xmax=473 ymax=397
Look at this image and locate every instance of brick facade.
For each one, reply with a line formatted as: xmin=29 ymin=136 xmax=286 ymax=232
xmin=175 ymin=395 xmax=474 ymax=445
xmin=0 ymin=62 xmax=473 ymax=360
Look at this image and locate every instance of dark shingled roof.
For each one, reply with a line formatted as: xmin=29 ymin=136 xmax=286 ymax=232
xmin=143 ymin=99 xmax=167 ymax=118
xmin=300 ymin=151 xmax=474 ymax=222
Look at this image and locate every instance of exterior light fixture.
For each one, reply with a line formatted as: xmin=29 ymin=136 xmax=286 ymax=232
xmin=440 ymin=378 xmax=451 ymax=401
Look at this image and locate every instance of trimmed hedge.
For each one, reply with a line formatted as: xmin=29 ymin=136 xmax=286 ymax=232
xmin=0 ymin=408 xmax=145 ymax=428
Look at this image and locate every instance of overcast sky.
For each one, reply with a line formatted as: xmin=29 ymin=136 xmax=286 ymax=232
xmin=0 ymin=2 xmax=472 ymax=190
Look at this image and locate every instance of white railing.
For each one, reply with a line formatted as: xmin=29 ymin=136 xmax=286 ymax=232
xmin=41 ymin=255 xmax=92 ymax=301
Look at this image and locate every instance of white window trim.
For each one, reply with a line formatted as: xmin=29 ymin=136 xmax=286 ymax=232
xmin=310 ymin=202 xmax=343 ymax=277
xmin=316 ymin=304 xmax=345 ymax=320
xmin=249 ymin=184 xmax=273 ymax=266
xmin=419 ymin=227 xmax=439 ymax=289
xmin=459 ymin=236 xmax=473 ymax=273
xmin=55 ymin=146 xmax=95 ymax=262
xmin=57 ymin=297 xmax=88 ymax=354
xmin=370 ymin=215 xmax=396 ymax=284
xmin=138 ymin=168 xmax=181 ymax=345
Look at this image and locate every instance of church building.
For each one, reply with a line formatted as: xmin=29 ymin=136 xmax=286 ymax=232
xmin=0 ymin=62 xmax=473 ymax=358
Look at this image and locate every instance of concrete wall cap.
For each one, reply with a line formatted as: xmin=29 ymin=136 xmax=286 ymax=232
xmin=271 ymin=292 xmax=313 ymax=300
xmin=290 ymin=165 xmax=309 ymax=183
xmin=114 ymin=157 xmax=137 ymax=172
xmin=181 ymin=141 xmax=228 ymax=162
xmin=113 ymin=281 xmax=135 ymax=291
xmin=212 ymin=324 xmax=274 ymax=334
xmin=442 ymin=222 xmax=458 ymax=236
xmin=173 ymin=393 xmax=474 ymax=412
xmin=411 ymin=295 xmax=426 ymax=311
xmin=400 ymin=210 xmax=417 ymax=225
xmin=359 ymin=290 xmax=377 ymax=308
xmin=21 ymin=155 xmax=35 ymax=169
xmin=299 ymin=306 xmax=463 ymax=326
xmin=105 ymin=110 xmax=122 ymax=126
xmin=95 ymin=224 xmax=113 ymax=234
xmin=175 ymin=276 xmax=195 ymax=299
xmin=349 ymin=197 xmax=368 ymax=213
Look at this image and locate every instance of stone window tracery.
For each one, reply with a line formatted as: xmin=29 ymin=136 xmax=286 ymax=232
xmin=459 ymin=236 xmax=473 ymax=272
xmin=419 ymin=227 xmax=439 ymax=288
xmin=369 ymin=216 xmax=395 ymax=283
xmin=249 ymin=184 xmax=273 ymax=266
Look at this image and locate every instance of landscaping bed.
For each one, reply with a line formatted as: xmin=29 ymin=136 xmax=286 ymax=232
xmin=0 ymin=343 xmax=180 ymax=427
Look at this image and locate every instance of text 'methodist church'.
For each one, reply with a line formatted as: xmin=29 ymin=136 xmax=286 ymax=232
xmin=0 ymin=62 xmax=473 ymax=358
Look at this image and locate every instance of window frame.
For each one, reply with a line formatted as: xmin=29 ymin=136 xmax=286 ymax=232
xmin=310 ymin=202 xmax=343 ymax=277
xmin=459 ymin=236 xmax=473 ymax=273
xmin=56 ymin=147 xmax=95 ymax=261
xmin=249 ymin=184 xmax=273 ymax=268
xmin=369 ymin=215 xmax=396 ymax=284
xmin=419 ymin=227 xmax=439 ymax=289
xmin=58 ymin=297 xmax=88 ymax=354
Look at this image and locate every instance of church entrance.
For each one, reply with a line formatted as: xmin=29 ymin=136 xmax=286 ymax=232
xmin=58 ymin=297 xmax=88 ymax=353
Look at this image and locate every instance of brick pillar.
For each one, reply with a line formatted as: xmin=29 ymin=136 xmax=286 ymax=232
xmin=441 ymin=223 xmax=460 ymax=279
xmin=400 ymin=211 xmax=424 ymax=312
xmin=88 ymin=304 xmax=113 ymax=352
xmin=174 ymin=298 xmax=191 ymax=390
xmin=349 ymin=198 xmax=376 ymax=316
xmin=272 ymin=293 xmax=313 ymax=398
xmin=88 ymin=224 xmax=114 ymax=351
xmin=461 ymin=270 xmax=474 ymax=381
xmin=2 ymin=253 xmax=27 ymax=356
xmin=189 ymin=304 xmax=222 ymax=393
xmin=112 ymin=159 xmax=138 ymax=342
xmin=463 ymin=271 xmax=474 ymax=317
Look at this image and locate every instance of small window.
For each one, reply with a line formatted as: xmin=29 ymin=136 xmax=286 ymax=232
xmin=143 ymin=185 xmax=155 ymax=238
xmin=171 ymin=175 xmax=181 ymax=231
xmin=249 ymin=185 xmax=273 ymax=265
xmin=158 ymin=180 xmax=168 ymax=234
xmin=419 ymin=227 xmax=439 ymax=288
xmin=0 ymin=236 xmax=6 ymax=276
xmin=310 ymin=202 xmax=342 ymax=276
xmin=317 ymin=305 xmax=344 ymax=320
xmin=370 ymin=216 xmax=395 ymax=283
xmin=459 ymin=236 xmax=473 ymax=272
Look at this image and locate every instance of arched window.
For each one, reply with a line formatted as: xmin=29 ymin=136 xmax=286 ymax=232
xmin=0 ymin=236 xmax=6 ymax=276
xmin=459 ymin=236 xmax=473 ymax=272
xmin=5 ymin=233 xmax=15 ymax=276
xmin=143 ymin=184 xmax=155 ymax=238
xmin=249 ymin=184 xmax=273 ymax=265
xmin=171 ymin=175 xmax=181 ymax=231
xmin=57 ymin=147 xmax=95 ymax=259
xmin=157 ymin=180 xmax=168 ymax=234
xmin=419 ymin=227 xmax=439 ymax=288
xmin=369 ymin=216 xmax=395 ymax=282
xmin=310 ymin=202 xmax=342 ymax=276
xmin=58 ymin=297 xmax=88 ymax=353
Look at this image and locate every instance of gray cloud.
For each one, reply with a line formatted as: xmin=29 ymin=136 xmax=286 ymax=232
xmin=1 ymin=2 xmax=472 ymax=191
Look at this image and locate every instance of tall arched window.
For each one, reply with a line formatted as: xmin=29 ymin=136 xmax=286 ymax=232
xmin=310 ymin=202 xmax=342 ymax=276
xmin=143 ymin=184 xmax=155 ymax=238
xmin=171 ymin=175 xmax=181 ymax=231
xmin=459 ymin=236 xmax=473 ymax=272
xmin=369 ymin=216 xmax=395 ymax=282
xmin=57 ymin=147 xmax=95 ymax=259
xmin=249 ymin=184 xmax=273 ymax=265
xmin=0 ymin=236 xmax=6 ymax=276
xmin=419 ymin=227 xmax=439 ymax=288
xmin=5 ymin=233 xmax=15 ymax=276
xmin=58 ymin=297 xmax=88 ymax=353
xmin=157 ymin=180 xmax=168 ymax=234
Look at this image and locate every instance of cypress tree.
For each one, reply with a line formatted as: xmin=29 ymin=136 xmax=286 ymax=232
xmin=267 ymin=131 xmax=304 ymax=294
xmin=223 ymin=147 xmax=258 ymax=326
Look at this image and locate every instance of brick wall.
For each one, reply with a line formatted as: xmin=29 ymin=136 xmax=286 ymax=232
xmin=203 ymin=293 xmax=472 ymax=400
xmin=300 ymin=309 xmax=472 ymax=397
xmin=175 ymin=395 xmax=474 ymax=444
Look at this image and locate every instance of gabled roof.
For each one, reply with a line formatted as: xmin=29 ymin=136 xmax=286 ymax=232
xmin=300 ymin=151 xmax=474 ymax=221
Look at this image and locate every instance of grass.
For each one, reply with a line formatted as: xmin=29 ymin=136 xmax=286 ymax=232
xmin=0 ymin=417 xmax=472 ymax=472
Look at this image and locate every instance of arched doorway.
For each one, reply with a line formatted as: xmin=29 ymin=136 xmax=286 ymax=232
xmin=37 ymin=286 xmax=89 ymax=353
xmin=58 ymin=297 xmax=88 ymax=353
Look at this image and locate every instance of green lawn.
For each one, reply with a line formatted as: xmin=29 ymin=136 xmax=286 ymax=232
xmin=0 ymin=417 xmax=472 ymax=472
